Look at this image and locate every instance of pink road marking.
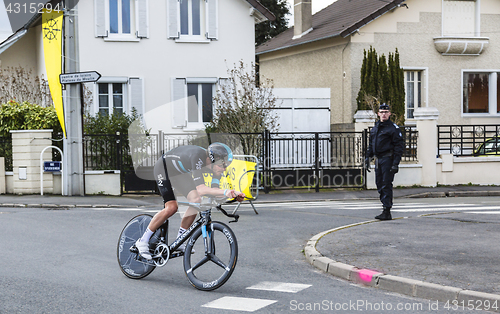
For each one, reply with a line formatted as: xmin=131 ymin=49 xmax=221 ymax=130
xmin=358 ymin=269 xmax=380 ymax=282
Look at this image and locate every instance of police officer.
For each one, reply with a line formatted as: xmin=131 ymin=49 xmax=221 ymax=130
xmin=365 ymin=103 xmax=404 ymax=220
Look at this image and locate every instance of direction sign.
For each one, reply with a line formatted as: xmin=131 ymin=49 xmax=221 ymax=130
xmin=59 ymin=71 xmax=101 ymax=84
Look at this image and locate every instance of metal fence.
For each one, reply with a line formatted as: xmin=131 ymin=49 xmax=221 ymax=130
xmin=367 ymin=126 xmax=419 ymax=162
xmin=438 ymin=125 xmax=500 ymax=156
xmin=0 ymin=136 xmax=12 ymax=171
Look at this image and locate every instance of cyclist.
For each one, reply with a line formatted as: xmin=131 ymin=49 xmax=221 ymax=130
xmin=135 ymin=142 xmax=245 ymax=260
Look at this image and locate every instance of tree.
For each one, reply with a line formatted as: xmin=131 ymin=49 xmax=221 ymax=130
xmin=0 ymin=66 xmax=52 ymax=106
xmin=356 ymin=46 xmax=406 ymax=125
xmin=255 ymin=0 xmax=290 ymax=46
xmin=208 ymin=61 xmax=280 ymax=156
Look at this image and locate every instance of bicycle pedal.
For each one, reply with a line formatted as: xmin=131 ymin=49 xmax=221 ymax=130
xmin=130 ymin=245 xmax=138 ymax=253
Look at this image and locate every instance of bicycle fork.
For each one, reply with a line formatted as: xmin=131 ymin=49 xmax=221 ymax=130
xmin=201 ymin=212 xmax=213 ymax=255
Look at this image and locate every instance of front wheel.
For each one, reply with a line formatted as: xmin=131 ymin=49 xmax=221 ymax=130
xmin=117 ymin=214 xmax=156 ymax=279
xmin=183 ymin=221 xmax=238 ymax=291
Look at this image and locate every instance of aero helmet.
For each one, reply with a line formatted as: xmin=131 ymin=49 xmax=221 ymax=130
xmin=208 ymin=142 xmax=233 ymax=166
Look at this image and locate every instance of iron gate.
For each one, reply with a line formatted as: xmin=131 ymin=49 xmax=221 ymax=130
xmin=261 ymin=130 xmax=368 ymax=192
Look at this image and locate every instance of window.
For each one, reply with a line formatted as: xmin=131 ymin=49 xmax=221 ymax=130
xmin=171 ymin=78 xmax=218 ymax=128
xmin=167 ymin=0 xmax=218 ymax=41
xmin=442 ymin=0 xmax=479 ymax=37
xmin=98 ymin=83 xmax=126 ymax=115
xmin=109 ymin=0 xmax=133 ymax=35
xmin=180 ymin=0 xmax=205 ymax=36
xmin=187 ymin=83 xmax=214 ymax=123
xmin=463 ymin=71 xmax=500 ymax=115
xmin=95 ymin=0 xmax=149 ymax=39
xmin=405 ymin=71 xmax=422 ymax=119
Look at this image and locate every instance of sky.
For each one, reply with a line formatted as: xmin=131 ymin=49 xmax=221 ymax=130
xmin=286 ymin=0 xmax=337 ymax=26
xmin=0 ymin=3 xmax=11 ymax=42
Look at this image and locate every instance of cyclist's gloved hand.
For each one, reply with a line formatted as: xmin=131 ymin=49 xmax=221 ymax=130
xmin=224 ymin=189 xmax=246 ymax=202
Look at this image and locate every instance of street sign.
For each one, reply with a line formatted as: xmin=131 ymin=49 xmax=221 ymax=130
xmin=44 ymin=161 xmax=62 ymax=172
xmin=59 ymin=71 xmax=101 ymax=84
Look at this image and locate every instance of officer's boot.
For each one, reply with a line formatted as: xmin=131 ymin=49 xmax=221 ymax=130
xmin=375 ymin=207 xmax=392 ymax=220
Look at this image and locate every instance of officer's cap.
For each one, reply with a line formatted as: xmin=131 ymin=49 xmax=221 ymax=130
xmin=379 ymin=103 xmax=390 ymax=111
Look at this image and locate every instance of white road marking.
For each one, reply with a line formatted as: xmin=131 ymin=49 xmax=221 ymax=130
xmin=246 ymin=281 xmax=312 ymax=293
xmin=202 ymin=296 xmax=277 ymax=312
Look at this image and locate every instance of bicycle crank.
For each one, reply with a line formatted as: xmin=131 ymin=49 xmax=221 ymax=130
xmin=153 ymin=243 xmax=170 ymax=267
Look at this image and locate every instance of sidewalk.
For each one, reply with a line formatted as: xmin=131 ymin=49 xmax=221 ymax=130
xmin=2 ymin=186 xmax=500 ymax=308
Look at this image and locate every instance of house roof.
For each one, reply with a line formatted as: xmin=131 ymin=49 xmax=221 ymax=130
xmin=256 ymin=0 xmax=406 ymax=55
xmin=247 ymin=0 xmax=276 ymax=22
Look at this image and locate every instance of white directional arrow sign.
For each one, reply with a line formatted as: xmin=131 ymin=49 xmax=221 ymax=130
xmin=59 ymin=71 xmax=101 ymax=84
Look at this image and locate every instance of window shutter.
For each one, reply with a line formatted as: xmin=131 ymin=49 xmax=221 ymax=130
xmin=167 ymin=0 xmax=180 ymax=39
xmin=136 ymin=0 xmax=149 ymax=38
xmin=443 ymin=1 xmax=475 ymax=37
xmin=206 ymin=0 xmax=218 ymax=40
xmin=94 ymin=0 xmax=108 ymax=37
xmin=129 ymin=78 xmax=145 ymax=118
xmin=172 ymin=78 xmax=187 ymax=128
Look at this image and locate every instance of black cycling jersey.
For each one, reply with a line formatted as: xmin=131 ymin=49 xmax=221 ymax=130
xmin=154 ymin=145 xmax=222 ymax=203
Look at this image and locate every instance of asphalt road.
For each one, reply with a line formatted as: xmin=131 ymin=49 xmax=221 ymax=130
xmin=0 ymin=198 xmax=482 ymax=313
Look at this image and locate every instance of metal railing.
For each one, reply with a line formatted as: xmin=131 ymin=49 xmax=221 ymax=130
xmin=0 ymin=136 xmax=12 ymax=171
xmin=367 ymin=126 xmax=418 ymax=161
xmin=438 ymin=125 xmax=500 ymax=156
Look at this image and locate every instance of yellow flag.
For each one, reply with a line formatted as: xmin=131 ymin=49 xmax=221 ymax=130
xmin=42 ymin=8 xmax=66 ymax=137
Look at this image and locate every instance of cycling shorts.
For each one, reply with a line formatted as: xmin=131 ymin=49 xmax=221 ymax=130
xmin=153 ymin=156 xmax=199 ymax=203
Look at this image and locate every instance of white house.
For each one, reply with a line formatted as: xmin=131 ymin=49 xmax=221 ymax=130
xmin=0 ymin=0 xmax=274 ymax=134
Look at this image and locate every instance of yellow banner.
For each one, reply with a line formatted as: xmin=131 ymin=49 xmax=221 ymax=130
xmin=42 ymin=8 xmax=66 ymax=137
xmin=204 ymin=159 xmax=256 ymax=199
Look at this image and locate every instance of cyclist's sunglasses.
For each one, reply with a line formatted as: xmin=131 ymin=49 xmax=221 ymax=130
xmin=214 ymin=159 xmax=228 ymax=168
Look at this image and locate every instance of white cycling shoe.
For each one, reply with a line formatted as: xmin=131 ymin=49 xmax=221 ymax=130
xmin=135 ymin=240 xmax=152 ymax=260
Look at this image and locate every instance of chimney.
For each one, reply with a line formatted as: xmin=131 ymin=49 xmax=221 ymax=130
xmin=293 ymin=0 xmax=312 ymax=39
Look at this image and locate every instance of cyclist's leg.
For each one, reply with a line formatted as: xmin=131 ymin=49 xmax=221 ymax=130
xmin=136 ymin=158 xmax=178 ymax=259
xmin=181 ymin=189 xmax=201 ymax=229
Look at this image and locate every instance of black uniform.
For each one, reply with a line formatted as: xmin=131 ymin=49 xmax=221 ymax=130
xmin=367 ymin=119 xmax=404 ymax=209
xmin=153 ymin=145 xmax=221 ymax=203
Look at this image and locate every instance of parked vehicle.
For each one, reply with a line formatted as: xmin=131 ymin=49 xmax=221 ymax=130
xmin=474 ymin=136 xmax=500 ymax=156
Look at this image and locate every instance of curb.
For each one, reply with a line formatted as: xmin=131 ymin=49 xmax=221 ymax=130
xmin=1 ymin=189 xmax=500 ymax=208
xmin=305 ymin=220 xmax=500 ymax=311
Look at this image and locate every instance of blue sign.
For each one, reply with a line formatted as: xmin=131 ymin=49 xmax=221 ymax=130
xmin=44 ymin=161 xmax=61 ymax=172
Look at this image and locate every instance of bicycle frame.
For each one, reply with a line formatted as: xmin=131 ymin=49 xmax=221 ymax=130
xmin=154 ymin=198 xmax=238 ymax=261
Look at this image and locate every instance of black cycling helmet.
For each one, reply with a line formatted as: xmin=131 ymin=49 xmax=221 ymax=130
xmin=208 ymin=142 xmax=233 ymax=167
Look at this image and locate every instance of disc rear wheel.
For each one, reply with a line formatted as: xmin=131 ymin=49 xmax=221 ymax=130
xmin=117 ymin=214 xmax=156 ymax=279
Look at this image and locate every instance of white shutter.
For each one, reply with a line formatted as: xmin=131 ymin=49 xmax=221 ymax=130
xmin=206 ymin=0 xmax=218 ymax=40
xmin=443 ymin=1 xmax=475 ymax=37
xmin=172 ymin=78 xmax=187 ymax=128
xmin=136 ymin=0 xmax=149 ymax=38
xmin=94 ymin=0 xmax=108 ymax=37
xmin=129 ymin=78 xmax=145 ymax=118
xmin=167 ymin=0 xmax=180 ymax=39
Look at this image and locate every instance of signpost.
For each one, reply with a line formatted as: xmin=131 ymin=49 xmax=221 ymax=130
xmin=59 ymin=70 xmax=100 ymax=196
xmin=59 ymin=71 xmax=101 ymax=84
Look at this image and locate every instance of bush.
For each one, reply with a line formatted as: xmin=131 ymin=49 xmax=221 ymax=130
xmin=0 ymin=100 xmax=62 ymax=137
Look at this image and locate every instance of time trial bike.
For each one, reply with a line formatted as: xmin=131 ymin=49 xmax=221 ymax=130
xmin=117 ymin=197 xmax=239 ymax=291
